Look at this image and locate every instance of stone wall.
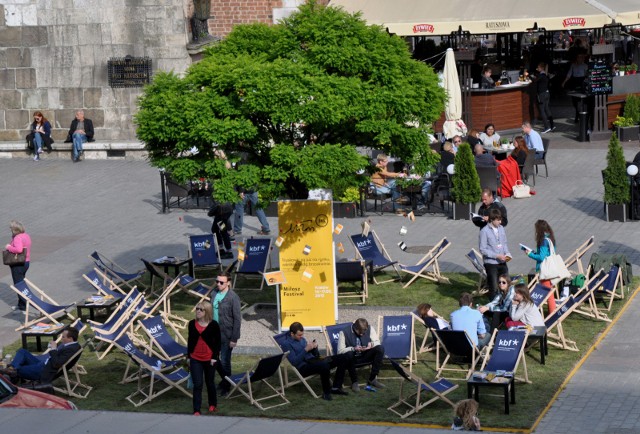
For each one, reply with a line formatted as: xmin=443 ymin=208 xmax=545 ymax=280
xmin=0 ymin=0 xmax=191 ymax=142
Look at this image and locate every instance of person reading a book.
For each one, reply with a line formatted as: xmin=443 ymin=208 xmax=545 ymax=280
xmin=506 ymin=284 xmax=545 ymax=328
xmin=478 ymin=274 xmax=516 ymax=332
xmin=473 ymin=189 xmax=508 ymax=229
xmin=522 ymin=219 xmax=556 ymax=313
xmin=479 ymin=209 xmax=512 ymax=299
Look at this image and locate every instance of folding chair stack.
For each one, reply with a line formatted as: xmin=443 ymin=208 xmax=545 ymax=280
xmin=226 ymin=353 xmax=289 ymax=411
xmin=89 ymin=251 xmax=145 ymax=290
xmin=378 ymin=315 xmax=416 ymax=369
xmin=387 ymin=359 xmax=457 ymax=418
xmin=233 ymin=237 xmax=272 ymax=290
xmin=271 ymin=332 xmax=320 ymax=398
xmin=432 ymin=329 xmax=486 ymax=380
xmin=11 ymin=279 xmax=76 ymax=331
xmin=350 ymin=230 xmax=401 ymax=284
xmin=466 ymin=248 xmax=488 ymax=295
xmin=398 ymin=238 xmax=452 ymax=288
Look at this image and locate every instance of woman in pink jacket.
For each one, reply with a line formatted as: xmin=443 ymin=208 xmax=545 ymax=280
xmin=5 ymin=220 xmax=32 ymax=311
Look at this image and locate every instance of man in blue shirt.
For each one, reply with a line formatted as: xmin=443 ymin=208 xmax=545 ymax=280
xmin=522 ymin=121 xmax=544 ymax=159
xmin=450 ymin=293 xmax=490 ymax=348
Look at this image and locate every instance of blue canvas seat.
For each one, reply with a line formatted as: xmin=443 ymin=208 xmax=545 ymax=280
xmin=83 ymin=269 xmax=126 ymax=299
xmin=188 ymin=234 xmax=222 ymax=278
xmin=137 ymin=315 xmax=187 ymax=361
xmin=233 ymin=237 xmax=272 ymax=290
xmin=11 ymin=279 xmax=76 ymax=331
xmin=387 ymin=358 xmax=457 ymax=418
xmin=593 ymin=264 xmax=625 ymax=312
xmin=466 ymin=248 xmax=488 ymax=295
xmin=378 ymin=315 xmax=416 ymax=369
xmin=398 ymin=237 xmax=451 ymax=288
xmin=226 ymin=353 xmax=289 ymax=411
xmin=350 ymin=231 xmax=401 ymax=284
xmin=89 ymin=251 xmax=145 ymax=289
xmin=479 ymin=329 xmax=529 ymax=382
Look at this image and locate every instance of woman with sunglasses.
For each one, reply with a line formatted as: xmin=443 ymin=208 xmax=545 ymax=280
xmin=478 ymin=273 xmax=515 ymax=332
xmin=187 ymin=301 xmax=221 ymax=416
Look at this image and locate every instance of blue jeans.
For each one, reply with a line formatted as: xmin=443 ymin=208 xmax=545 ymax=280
xmin=72 ymin=133 xmax=87 ymax=160
xmin=34 ymin=133 xmax=43 ymax=153
xmin=215 ymin=338 xmax=234 ymax=392
xmin=11 ymin=348 xmax=44 ymax=381
xmin=233 ymin=191 xmax=270 ymax=234
xmin=420 ymin=180 xmax=432 ymax=205
xmin=10 ymin=261 xmax=29 ymax=309
xmin=374 ymin=179 xmax=400 ymax=210
xmin=190 ymin=358 xmax=216 ymax=412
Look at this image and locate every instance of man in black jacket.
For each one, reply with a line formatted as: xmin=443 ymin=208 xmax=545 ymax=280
xmin=65 ymin=110 xmax=94 ymax=162
xmin=473 ymin=189 xmax=508 ymax=229
xmin=1 ymin=326 xmax=80 ymax=383
xmin=337 ymin=318 xmax=385 ymax=391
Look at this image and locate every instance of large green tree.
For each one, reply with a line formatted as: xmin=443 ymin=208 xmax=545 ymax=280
xmin=136 ymin=1 xmax=445 ymax=202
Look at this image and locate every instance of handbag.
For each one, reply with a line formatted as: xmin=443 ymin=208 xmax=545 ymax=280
xmin=512 ymin=180 xmax=531 ymax=198
xmin=3 ymin=248 xmax=26 ymax=266
xmin=538 ymin=239 xmax=571 ymax=283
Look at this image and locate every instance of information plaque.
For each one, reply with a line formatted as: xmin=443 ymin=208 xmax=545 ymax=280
xmin=107 ymin=56 xmax=152 ymax=88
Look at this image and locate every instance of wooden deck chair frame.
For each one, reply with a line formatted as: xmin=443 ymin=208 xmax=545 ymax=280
xmin=86 ymin=287 xmax=144 ymax=334
xmin=398 ymin=238 xmax=451 ymax=288
xmin=410 ymin=312 xmax=448 ymax=354
xmin=466 ymin=248 xmax=488 ymax=295
xmin=335 ymin=260 xmax=369 ymax=304
xmin=113 ymin=333 xmax=172 ymax=385
xmin=544 ymin=295 xmax=583 ymax=352
xmin=595 ymin=264 xmax=625 ymax=312
xmin=563 ymin=236 xmax=595 ymax=275
xmin=125 ymin=351 xmax=192 ymax=407
xmin=140 ymin=275 xmax=190 ymax=330
xmin=139 ymin=258 xmax=198 ymax=298
xmin=350 ymin=230 xmax=401 ymax=284
xmin=52 ymin=347 xmax=93 ymax=399
xmin=432 ymin=329 xmax=485 ymax=380
xmin=378 ymin=315 xmax=416 ymax=371
xmin=322 ymin=322 xmax=375 ymax=385
xmin=270 ymin=333 xmax=320 ymax=398
xmin=11 ymin=279 xmax=76 ymax=331
xmin=187 ymin=233 xmax=223 ymax=279
xmin=83 ymin=268 xmax=128 ymax=298
xmin=88 ymin=251 xmax=145 ymax=290
xmin=233 ymin=237 xmax=273 ymax=291
xmin=225 ymin=353 xmax=289 ymax=411
xmin=136 ymin=315 xmax=187 ymax=361
xmin=477 ymin=329 xmax=530 ymax=384
xmin=572 ymin=268 xmax=611 ymax=322
xmin=91 ymin=296 xmax=147 ymax=360
xmin=387 ymin=358 xmax=458 ymax=419
xmin=54 ymin=319 xmax=89 ymax=376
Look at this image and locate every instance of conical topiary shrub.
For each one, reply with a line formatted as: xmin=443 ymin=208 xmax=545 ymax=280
xmin=603 ymin=132 xmax=629 ymax=205
xmin=451 ymin=142 xmax=482 ymax=204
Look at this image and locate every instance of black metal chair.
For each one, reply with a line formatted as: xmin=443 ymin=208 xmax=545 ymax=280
xmin=521 ymin=149 xmax=536 ymax=186
xmin=534 ymin=138 xmax=550 ymax=177
xmin=476 ymin=166 xmax=502 ymax=199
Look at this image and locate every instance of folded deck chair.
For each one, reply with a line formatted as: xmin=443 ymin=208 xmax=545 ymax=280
xmin=11 ymin=279 xmax=76 ymax=331
xmin=387 ymin=358 xmax=457 ymax=418
xmin=378 ymin=315 xmax=416 ymax=369
xmin=432 ymin=329 xmax=485 ymax=380
xmin=398 ymin=238 xmax=452 ymax=288
xmin=89 ymin=251 xmax=145 ymax=290
xmin=188 ymin=233 xmax=222 ymax=278
xmin=563 ymin=236 xmax=595 ymax=275
xmin=233 ymin=237 xmax=272 ymax=290
xmin=137 ymin=315 xmax=187 ymax=361
xmin=83 ymin=268 xmax=127 ymax=299
xmin=225 ymin=353 xmax=289 ymax=411
xmin=466 ymin=248 xmax=488 ymax=295
xmin=572 ymin=268 xmax=610 ymax=322
xmin=477 ymin=329 xmax=530 ymax=384
xmin=271 ymin=332 xmax=320 ymax=398
xmin=593 ymin=264 xmax=625 ymax=312
xmin=335 ymin=260 xmax=369 ymax=304
xmin=350 ymin=230 xmax=401 ymax=284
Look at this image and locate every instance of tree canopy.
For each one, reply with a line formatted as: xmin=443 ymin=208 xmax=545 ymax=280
xmin=135 ymin=1 xmax=445 ymax=202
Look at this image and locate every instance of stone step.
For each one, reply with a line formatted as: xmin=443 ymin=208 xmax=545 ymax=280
xmin=0 ymin=141 xmax=147 ymax=160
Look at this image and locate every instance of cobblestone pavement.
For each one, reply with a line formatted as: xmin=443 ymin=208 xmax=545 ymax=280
xmin=0 ymin=127 xmax=639 ymax=432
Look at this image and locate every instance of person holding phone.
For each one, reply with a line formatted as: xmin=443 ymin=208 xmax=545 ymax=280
xmin=337 ymin=318 xmax=386 ymax=392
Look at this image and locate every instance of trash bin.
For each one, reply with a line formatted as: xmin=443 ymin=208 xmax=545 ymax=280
xmin=578 ymin=111 xmax=588 ymax=142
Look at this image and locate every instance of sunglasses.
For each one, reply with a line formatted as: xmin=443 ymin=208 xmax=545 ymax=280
xmin=195 ymin=307 xmax=204 ymax=312
xmin=216 ymin=280 xmax=227 ymax=285
xmin=499 ymin=281 xmax=508 ymax=284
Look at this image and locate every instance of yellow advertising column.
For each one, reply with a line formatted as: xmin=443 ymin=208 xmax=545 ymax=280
xmin=277 ymin=200 xmax=337 ymax=331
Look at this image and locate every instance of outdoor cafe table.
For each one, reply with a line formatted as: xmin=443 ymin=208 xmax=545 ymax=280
xmin=483 ymin=144 xmax=514 ymax=161
xmin=467 ymin=372 xmax=515 ymax=414
xmin=22 ymin=324 xmax=65 ymax=351
xmin=76 ymin=296 xmax=120 ymax=321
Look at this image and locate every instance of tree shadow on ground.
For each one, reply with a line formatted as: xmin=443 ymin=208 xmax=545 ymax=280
xmin=558 ymin=196 xmax=604 ymax=218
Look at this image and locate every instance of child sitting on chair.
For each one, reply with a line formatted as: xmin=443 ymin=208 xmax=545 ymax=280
xmin=452 ymin=399 xmax=481 ymax=431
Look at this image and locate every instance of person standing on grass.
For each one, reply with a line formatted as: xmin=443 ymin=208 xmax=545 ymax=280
xmin=187 ymin=301 xmax=221 ymax=416
xmin=479 ymin=209 xmax=511 ymax=300
xmin=211 ymin=272 xmax=241 ymax=396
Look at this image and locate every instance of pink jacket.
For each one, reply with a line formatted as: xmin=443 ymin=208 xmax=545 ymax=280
xmin=7 ymin=232 xmax=31 ymax=262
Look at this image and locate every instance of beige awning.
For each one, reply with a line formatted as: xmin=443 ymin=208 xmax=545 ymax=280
xmin=586 ymin=0 xmax=640 ymax=25
xmin=330 ymin=0 xmax=614 ymax=36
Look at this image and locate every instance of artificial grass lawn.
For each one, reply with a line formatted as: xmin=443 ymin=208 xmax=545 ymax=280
xmin=7 ymin=272 xmax=637 ymax=430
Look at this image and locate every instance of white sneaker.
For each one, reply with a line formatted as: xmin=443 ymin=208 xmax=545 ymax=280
xmin=33 ymin=155 xmax=39 ymax=161
xmin=541 ymin=128 xmax=552 ymax=134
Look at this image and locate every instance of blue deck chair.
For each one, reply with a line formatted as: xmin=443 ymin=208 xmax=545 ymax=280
xmin=83 ymin=269 xmax=126 ymax=299
xmin=91 ymin=294 xmax=148 ymax=360
xmin=466 ymin=248 xmax=488 ymax=295
xmin=10 ymin=279 xmax=76 ymax=331
xmin=188 ymin=234 xmax=222 ymax=278
xmin=573 ymin=268 xmax=610 ymax=322
xmin=322 ymin=322 xmax=374 ymax=383
xmin=113 ymin=334 xmax=177 ymax=383
xmin=114 ymin=335 xmax=191 ymax=406
xmin=399 ymin=238 xmax=452 ymax=288
xmin=233 ymin=237 xmax=272 ymax=290
xmin=387 ymin=358 xmax=458 ymax=419
xmin=410 ymin=311 xmax=448 ymax=354
xmin=479 ymin=329 xmax=530 ymax=383
xmin=432 ymin=329 xmax=485 ymax=380
xmin=89 ymin=251 xmax=145 ymax=290
xmin=335 ymin=260 xmax=369 ymax=304
xmin=137 ymin=315 xmax=187 ymax=361
xmin=529 ymin=283 xmax=555 ymax=317
xmin=271 ymin=332 xmax=320 ymax=398
xmin=350 ymin=230 xmax=401 ymax=284
xmin=594 ymin=264 xmax=625 ymax=312
xmin=563 ymin=235 xmax=595 ymax=275
xmin=225 ymin=353 xmax=289 ymax=411
xmin=87 ymin=287 xmax=144 ymax=333
xmin=140 ymin=258 xmax=196 ymax=296
xmin=544 ymin=292 xmax=588 ymax=352
xmin=378 ymin=315 xmax=416 ymax=370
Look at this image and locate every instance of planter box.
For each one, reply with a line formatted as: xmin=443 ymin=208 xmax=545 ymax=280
xmin=333 ymin=201 xmax=357 ymax=218
xmin=606 ymin=203 xmax=627 ymax=222
xmin=616 ymin=125 xmax=639 ymax=142
xmin=452 ymin=202 xmax=476 ymax=220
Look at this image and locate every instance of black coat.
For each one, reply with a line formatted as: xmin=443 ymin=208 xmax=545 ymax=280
xmin=65 ymin=118 xmax=95 ymax=142
xmin=41 ymin=342 xmax=81 ymax=383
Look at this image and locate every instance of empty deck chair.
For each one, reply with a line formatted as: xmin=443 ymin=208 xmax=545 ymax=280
xmin=592 ymin=264 xmax=625 ymax=312
xmin=378 ymin=315 xmax=416 ymax=368
xmin=188 ymin=234 xmax=222 ymax=278
xmin=387 ymin=358 xmax=457 ymax=419
xmin=10 ymin=279 xmax=76 ymax=331
xmin=350 ymin=230 xmax=401 ymax=284
xmin=137 ymin=315 xmax=187 ymax=361
xmin=572 ymin=269 xmax=610 ymax=322
xmin=233 ymin=237 xmax=272 ymax=290
xmin=83 ymin=268 xmax=126 ymax=299
xmin=477 ymin=329 xmax=530 ymax=383
xmin=89 ymin=251 xmax=145 ymax=289
xmin=466 ymin=248 xmax=488 ymax=295
xmin=563 ymin=236 xmax=595 ymax=275
xmin=432 ymin=329 xmax=485 ymax=380
xmin=398 ymin=238 xmax=451 ymax=288
xmin=544 ymin=296 xmax=583 ymax=352
xmin=335 ymin=260 xmax=369 ymax=304
xmin=271 ymin=332 xmax=320 ymax=398
xmin=225 ymin=353 xmax=289 ymax=411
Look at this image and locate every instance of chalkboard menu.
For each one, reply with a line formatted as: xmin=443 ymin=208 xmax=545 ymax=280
xmin=107 ymin=56 xmax=152 ymax=88
xmin=585 ymin=62 xmax=613 ymax=95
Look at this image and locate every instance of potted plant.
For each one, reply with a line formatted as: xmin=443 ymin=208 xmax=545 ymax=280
xmin=614 ymin=101 xmax=639 ymax=142
xmin=630 ymin=63 xmax=638 ymax=75
xmin=603 ymin=132 xmax=630 ymax=222
xmin=450 ymin=142 xmax=482 ymax=220
xmin=334 ymin=186 xmax=360 ymax=218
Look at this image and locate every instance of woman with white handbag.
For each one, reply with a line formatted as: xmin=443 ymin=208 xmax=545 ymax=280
xmin=522 ymin=220 xmax=556 ymax=313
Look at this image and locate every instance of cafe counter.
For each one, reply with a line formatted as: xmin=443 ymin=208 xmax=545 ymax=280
xmin=469 ymin=82 xmax=532 ymax=131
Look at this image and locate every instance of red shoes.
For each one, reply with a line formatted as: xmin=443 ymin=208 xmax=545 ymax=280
xmin=209 ymin=405 xmax=218 ymax=413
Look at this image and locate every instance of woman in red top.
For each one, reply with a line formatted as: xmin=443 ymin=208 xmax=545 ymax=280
xmin=187 ymin=301 xmax=221 ymax=415
xmin=5 ymin=220 xmax=32 ymax=311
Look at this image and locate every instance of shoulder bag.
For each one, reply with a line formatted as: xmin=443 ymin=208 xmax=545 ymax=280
xmin=3 ymin=248 xmax=26 ymax=266
xmin=538 ymin=239 xmax=571 ymax=283
xmin=512 ymin=180 xmax=531 ymax=198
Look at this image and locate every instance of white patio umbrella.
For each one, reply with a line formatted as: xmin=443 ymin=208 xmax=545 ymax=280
xmin=442 ymin=48 xmax=467 ymax=140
